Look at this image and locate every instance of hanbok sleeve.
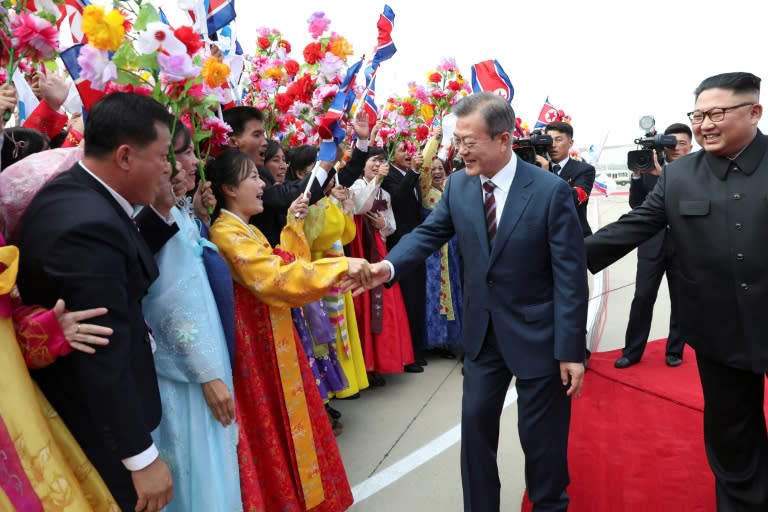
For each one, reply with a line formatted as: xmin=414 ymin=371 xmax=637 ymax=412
xmin=210 ymin=214 xmax=349 ymax=309
xmin=349 ymin=178 xmax=377 ymax=215
xmin=12 ymin=300 xmax=72 ymax=369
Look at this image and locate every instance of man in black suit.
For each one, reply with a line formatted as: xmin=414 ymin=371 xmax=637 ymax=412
xmin=381 ymin=140 xmax=428 ymax=372
xmin=17 ymin=93 xmax=175 ymax=512
xmin=535 ymin=121 xmax=596 ymax=237
xmin=585 ymin=72 xmax=768 ymax=511
xmin=615 ymin=123 xmax=692 ymax=369
xmin=223 ymin=106 xmax=328 ymax=246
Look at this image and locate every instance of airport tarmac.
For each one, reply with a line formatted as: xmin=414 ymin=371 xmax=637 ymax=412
xmin=333 ymin=192 xmax=678 ymax=511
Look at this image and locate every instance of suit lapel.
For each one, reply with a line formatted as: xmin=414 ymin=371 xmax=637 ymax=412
xmin=71 ymin=165 xmax=158 ymax=283
xmin=466 ymin=174 xmax=491 ymax=261
xmin=488 ymin=163 xmax=533 ymax=268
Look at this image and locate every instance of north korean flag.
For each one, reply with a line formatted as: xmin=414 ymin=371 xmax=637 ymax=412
xmin=470 ymin=59 xmax=514 ymax=102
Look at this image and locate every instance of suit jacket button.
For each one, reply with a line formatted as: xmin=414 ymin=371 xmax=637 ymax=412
xmin=740 ymin=282 xmax=749 ymax=290
xmin=487 ymin=280 xmax=494 ymax=286
xmin=736 ymin=253 xmax=744 ymax=261
xmin=735 ymin=223 xmax=743 ymax=230
xmin=733 ymin=193 xmax=742 ymax=200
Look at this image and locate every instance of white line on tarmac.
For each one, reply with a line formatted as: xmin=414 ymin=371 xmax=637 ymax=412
xmin=351 ymin=386 xmax=519 ymax=504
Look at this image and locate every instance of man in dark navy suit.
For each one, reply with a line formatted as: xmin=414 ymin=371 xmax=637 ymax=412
xmin=358 ymin=93 xmax=588 ymax=511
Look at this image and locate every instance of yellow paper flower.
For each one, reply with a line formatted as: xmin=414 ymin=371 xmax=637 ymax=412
xmin=82 ymin=5 xmax=125 ymax=52
xmin=263 ymin=66 xmax=284 ymax=80
xmin=420 ymin=103 xmax=434 ymax=121
xmin=328 ymin=36 xmax=353 ymax=59
xmin=202 ymin=57 xmax=230 ymax=88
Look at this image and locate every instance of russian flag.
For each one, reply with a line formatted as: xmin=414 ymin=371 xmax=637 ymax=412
xmin=59 ymin=44 xmax=105 ymax=113
xmin=534 ymin=97 xmax=560 ymax=129
xmin=318 ymin=58 xmax=363 ymax=140
xmin=592 ymin=179 xmax=608 ymax=196
xmin=470 ymin=59 xmax=514 ymax=103
xmin=364 ymin=5 xmax=397 ymax=86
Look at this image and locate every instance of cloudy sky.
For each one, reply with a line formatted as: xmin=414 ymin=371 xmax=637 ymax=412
xmin=233 ymin=0 xmax=766 ymax=167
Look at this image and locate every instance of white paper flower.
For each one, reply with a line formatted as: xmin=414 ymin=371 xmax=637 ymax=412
xmin=135 ymin=22 xmax=186 ymax=56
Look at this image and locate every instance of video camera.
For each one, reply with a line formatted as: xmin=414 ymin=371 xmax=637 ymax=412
xmin=513 ymin=129 xmax=553 ymax=165
xmin=627 ymin=116 xmax=677 ymax=173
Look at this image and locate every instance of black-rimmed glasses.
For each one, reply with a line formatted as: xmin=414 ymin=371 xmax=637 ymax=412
xmin=687 ymin=103 xmax=754 ymax=124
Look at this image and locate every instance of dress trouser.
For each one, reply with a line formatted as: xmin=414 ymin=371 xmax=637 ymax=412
xmin=624 ymin=229 xmax=685 ymax=361
xmin=695 ymin=352 xmax=768 ymax=511
xmin=460 ymin=329 xmax=570 ymax=512
xmin=398 ymin=262 xmax=426 ymax=361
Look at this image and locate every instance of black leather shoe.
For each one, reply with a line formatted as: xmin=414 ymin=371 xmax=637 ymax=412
xmin=415 ymin=358 xmax=428 ymax=366
xmin=325 ymin=404 xmax=341 ymax=420
xmin=614 ymin=356 xmax=637 ymax=369
xmin=404 ymin=363 xmax=424 ymax=373
xmin=665 ymin=355 xmax=683 ymax=367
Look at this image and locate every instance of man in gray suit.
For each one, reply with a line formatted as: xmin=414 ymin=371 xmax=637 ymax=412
xmin=585 ymin=72 xmax=768 ymax=511
xmin=357 ymin=92 xmax=588 ymax=511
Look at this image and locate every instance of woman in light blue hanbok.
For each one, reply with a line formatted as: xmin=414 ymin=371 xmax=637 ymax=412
xmin=141 ymin=125 xmax=241 ymax=512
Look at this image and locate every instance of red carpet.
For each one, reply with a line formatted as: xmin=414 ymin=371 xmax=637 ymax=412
xmin=521 ymin=340 xmax=768 ymax=512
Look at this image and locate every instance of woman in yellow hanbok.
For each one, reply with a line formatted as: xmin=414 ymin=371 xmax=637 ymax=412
xmin=0 ymin=236 xmax=118 ymax=511
xmin=304 ymin=183 xmax=369 ymax=399
xmin=208 ymin=149 xmax=364 ymax=512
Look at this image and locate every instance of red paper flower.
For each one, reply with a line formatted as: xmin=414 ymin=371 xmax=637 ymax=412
xmin=302 ymin=42 xmax=324 ymax=65
xmin=274 ymin=92 xmax=294 ymax=113
xmin=279 ymin=39 xmax=292 ymax=54
xmin=257 ymin=36 xmax=271 ymax=50
xmin=400 ymin=101 xmax=415 ymax=116
xmin=428 ymin=72 xmax=442 ymax=84
xmin=174 ymin=26 xmax=203 ymax=55
xmin=415 ymin=125 xmax=429 ymax=142
xmin=104 ymin=82 xmax=153 ymax=96
xmin=447 ymin=80 xmax=461 ymax=92
xmin=284 ymin=59 xmax=300 ymax=77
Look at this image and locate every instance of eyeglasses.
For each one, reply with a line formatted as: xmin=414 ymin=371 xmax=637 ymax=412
xmin=452 ymin=134 xmax=496 ymax=150
xmin=686 ymin=103 xmax=754 ymax=124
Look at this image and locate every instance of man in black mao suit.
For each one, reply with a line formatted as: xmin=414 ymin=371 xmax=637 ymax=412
xmin=361 ymin=93 xmax=588 ymax=511
xmin=535 ymin=121 xmax=596 ymax=237
xmin=381 ymin=142 xmax=428 ymax=371
xmin=615 ymin=123 xmax=692 ymax=369
xmin=17 ymin=93 xmax=175 ymax=512
xmin=585 ymin=72 xmax=768 ymax=511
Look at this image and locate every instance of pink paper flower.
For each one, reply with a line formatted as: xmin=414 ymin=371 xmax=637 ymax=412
xmin=307 ymin=12 xmax=330 ymax=39
xmin=11 ymin=12 xmax=59 ymax=61
xmin=77 ymin=45 xmax=117 ymax=91
xmin=202 ymin=116 xmax=232 ymax=146
xmin=158 ymin=53 xmax=201 ymax=81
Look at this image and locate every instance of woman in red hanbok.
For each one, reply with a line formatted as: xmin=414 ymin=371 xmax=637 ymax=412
xmin=208 ymin=149 xmax=363 ymax=512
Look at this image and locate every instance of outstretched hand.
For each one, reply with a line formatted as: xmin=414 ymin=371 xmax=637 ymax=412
xmin=53 ymin=299 xmax=112 ymax=354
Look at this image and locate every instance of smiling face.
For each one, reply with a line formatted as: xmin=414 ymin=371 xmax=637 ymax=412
xmin=391 ymin=142 xmax=412 ymax=170
xmin=265 ymin=147 xmax=287 ymax=185
xmin=454 ymin=111 xmax=511 ymax=177
xmin=123 ymin=121 xmax=172 ymax=205
xmin=226 ymin=160 xmax=266 ymax=218
xmin=430 ymin=158 xmax=446 ymax=188
xmin=692 ymin=88 xmax=762 ymax=157
xmin=173 ymin=133 xmax=199 ymax=193
xmin=363 ymin=154 xmax=386 ymax=181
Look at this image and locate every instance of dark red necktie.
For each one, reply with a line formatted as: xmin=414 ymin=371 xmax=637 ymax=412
xmin=483 ymin=180 xmax=497 ymax=243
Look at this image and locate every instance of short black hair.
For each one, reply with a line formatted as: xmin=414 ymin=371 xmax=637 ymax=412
xmin=664 ymin=123 xmax=692 ymax=139
xmin=1 ymin=128 xmax=50 ymax=170
xmin=545 ymin=122 xmax=573 ymax=139
xmin=84 ymin=93 xmax=172 ymax=158
xmin=367 ymin=147 xmax=387 ymax=161
xmin=264 ymin=139 xmax=282 ymax=163
xmin=694 ymin=72 xmax=761 ymax=99
xmin=222 ymin=106 xmax=264 ymax=137
xmin=286 ymin=144 xmax=318 ymax=181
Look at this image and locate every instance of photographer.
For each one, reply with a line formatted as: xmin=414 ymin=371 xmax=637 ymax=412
xmin=535 ymin=122 xmax=596 ymax=236
xmin=615 ymin=122 xmax=692 ymax=369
